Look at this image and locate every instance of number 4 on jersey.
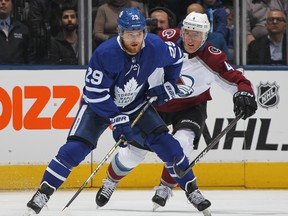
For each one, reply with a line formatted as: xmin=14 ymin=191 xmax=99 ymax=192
xmin=224 ymin=61 xmax=234 ymax=71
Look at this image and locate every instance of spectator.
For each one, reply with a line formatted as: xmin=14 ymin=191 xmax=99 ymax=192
xmin=148 ymin=7 xmax=177 ymax=34
xmin=0 ymin=0 xmax=35 ymax=64
xmin=247 ymin=9 xmax=287 ymax=65
xmin=200 ymin=0 xmax=228 ymax=38
xmin=246 ymin=0 xmax=283 ymax=47
xmin=91 ymin=0 xmax=108 ymax=29
xmin=181 ymin=3 xmax=231 ymax=60
xmin=27 ymin=0 xmax=77 ymax=64
xmin=92 ymin=0 xmax=144 ymax=49
xmin=146 ymin=0 xmax=197 ymax=25
xmin=47 ymin=3 xmax=78 ymax=65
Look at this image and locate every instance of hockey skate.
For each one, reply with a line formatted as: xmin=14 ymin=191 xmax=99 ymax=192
xmin=185 ymin=179 xmax=212 ymax=216
xmin=96 ymin=178 xmax=118 ymax=207
xmin=25 ymin=181 xmax=56 ymax=215
xmin=152 ymin=184 xmax=173 ymax=211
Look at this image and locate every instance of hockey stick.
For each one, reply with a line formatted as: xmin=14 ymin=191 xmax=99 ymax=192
xmin=61 ymin=96 xmax=157 ymax=212
xmin=173 ymin=112 xmax=244 ymax=178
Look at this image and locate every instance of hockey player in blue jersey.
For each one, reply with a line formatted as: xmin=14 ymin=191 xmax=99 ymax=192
xmin=93 ymin=9 xmax=213 ymax=216
xmin=25 ymin=7 xmax=211 ymax=215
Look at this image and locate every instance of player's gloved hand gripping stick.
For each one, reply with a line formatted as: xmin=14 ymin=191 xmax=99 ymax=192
xmin=233 ymin=90 xmax=257 ymax=120
xmin=174 ymin=90 xmax=258 ymax=178
xmin=61 ymin=96 xmax=157 ymax=214
xmin=110 ymin=114 xmax=134 ymax=147
xmin=147 ymin=82 xmax=177 ymax=106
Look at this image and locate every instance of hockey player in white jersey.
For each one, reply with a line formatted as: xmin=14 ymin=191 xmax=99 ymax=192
xmin=151 ymin=12 xmax=257 ymax=210
xmin=25 ymin=8 xmax=211 ymax=215
xmin=95 ymin=12 xmax=257 ymax=216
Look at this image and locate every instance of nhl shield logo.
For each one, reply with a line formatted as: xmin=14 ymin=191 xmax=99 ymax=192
xmin=257 ymin=82 xmax=279 ymax=109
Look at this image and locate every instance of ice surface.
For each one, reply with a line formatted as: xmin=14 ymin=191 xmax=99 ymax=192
xmin=1 ymin=189 xmax=288 ymax=216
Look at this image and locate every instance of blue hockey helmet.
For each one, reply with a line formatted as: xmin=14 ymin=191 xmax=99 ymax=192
xmin=117 ymin=7 xmax=146 ymax=31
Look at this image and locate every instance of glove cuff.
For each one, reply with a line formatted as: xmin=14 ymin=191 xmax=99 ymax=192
xmin=164 ymin=81 xmax=177 ymax=100
xmin=110 ymin=114 xmax=130 ymax=127
xmin=233 ymin=90 xmax=255 ymax=100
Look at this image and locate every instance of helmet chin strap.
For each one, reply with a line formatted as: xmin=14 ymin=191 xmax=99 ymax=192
xmin=200 ymin=32 xmax=208 ymax=46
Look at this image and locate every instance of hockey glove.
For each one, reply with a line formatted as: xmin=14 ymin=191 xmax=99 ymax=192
xmin=233 ymin=90 xmax=257 ymax=120
xmin=110 ymin=114 xmax=134 ymax=147
xmin=147 ymin=82 xmax=177 ymax=106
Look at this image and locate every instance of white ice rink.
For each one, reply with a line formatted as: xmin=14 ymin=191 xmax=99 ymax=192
xmin=1 ymin=189 xmax=288 ymax=216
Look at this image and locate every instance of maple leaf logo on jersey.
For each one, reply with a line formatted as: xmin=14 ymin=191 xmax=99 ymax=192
xmin=114 ymin=77 xmax=143 ymax=107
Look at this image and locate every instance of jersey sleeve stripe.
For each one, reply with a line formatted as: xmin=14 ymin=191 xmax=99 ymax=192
xmin=83 ymin=94 xmax=110 ymax=103
xmin=85 ymin=86 xmax=110 ymax=93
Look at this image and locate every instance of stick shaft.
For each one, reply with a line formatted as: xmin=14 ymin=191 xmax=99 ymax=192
xmin=174 ymin=112 xmax=243 ymax=178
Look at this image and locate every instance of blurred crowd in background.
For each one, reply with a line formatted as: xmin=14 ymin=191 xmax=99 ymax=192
xmin=1 ymin=0 xmax=287 ymax=65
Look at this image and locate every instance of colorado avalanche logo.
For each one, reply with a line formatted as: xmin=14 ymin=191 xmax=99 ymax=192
xmin=257 ymin=82 xmax=279 ymax=109
xmin=177 ymin=74 xmax=194 ymax=97
xmin=161 ymin=29 xmax=177 ymax=40
xmin=208 ymin=46 xmax=222 ymax=55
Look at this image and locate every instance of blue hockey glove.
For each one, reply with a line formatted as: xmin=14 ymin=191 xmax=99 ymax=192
xmin=110 ymin=114 xmax=134 ymax=147
xmin=233 ymin=90 xmax=257 ymax=120
xmin=147 ymin=82 xmax=177 ymax=106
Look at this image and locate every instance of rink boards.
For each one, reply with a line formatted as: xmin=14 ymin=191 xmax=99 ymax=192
xmin=0 ymin=67 xmax=287 ymax=190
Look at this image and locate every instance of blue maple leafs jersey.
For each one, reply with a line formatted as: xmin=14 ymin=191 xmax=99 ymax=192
xmin=82 ymin=33 xmax=183 ymax=119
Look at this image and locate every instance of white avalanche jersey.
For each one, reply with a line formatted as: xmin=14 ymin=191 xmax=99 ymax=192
xmin=155 ymin=42 xmax=254 ymax=113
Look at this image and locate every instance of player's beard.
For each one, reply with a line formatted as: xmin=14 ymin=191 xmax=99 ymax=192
xmin=123 ymin=41 xmax=142 ymax=55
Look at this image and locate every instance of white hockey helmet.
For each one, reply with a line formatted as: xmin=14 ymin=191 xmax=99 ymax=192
xmin=181 ymin=12 xmax=210 ymax=50
xmin=182 ymin=12 xmax=210 ymax=33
